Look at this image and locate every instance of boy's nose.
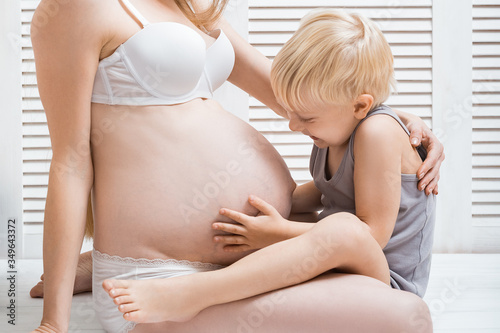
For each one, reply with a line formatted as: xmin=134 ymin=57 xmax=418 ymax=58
xmin=289 ymin=118 xmax=303 ymax=132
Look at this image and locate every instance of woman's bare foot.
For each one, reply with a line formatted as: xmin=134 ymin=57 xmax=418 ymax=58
xmin=30 ymin=250 xmax=93 ymax=298
xmin=102 ymin=274 xmax=208 ymax=324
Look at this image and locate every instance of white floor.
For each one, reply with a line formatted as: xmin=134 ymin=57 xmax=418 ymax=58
xmin=0 ymin=254 xmax=499 ymax=332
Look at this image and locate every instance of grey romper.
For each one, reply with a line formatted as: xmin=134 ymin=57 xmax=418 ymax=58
xmin=310 ymin=105 xmax=436 ymax=297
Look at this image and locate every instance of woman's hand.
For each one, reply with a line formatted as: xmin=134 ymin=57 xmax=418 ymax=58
xmin=404 ymin=114 xmax=445 ymax=195
xmin=212 ymin=195 xmax=290 ymax=252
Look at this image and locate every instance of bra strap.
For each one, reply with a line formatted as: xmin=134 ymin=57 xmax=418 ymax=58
xmin=120 ymin=0 xmax=150 ymax=28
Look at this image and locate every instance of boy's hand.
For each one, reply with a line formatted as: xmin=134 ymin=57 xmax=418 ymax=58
xmin=212 ymin=195 xmax=289 ymax=252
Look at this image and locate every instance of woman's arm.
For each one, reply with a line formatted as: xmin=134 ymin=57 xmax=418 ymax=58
xmin=291 ymin=180 xmax=323 ymax=214
xmin=205 ymin=15 xmax=288 ymax=118
xmin=30 ymin=0 xmax=105 ymax=331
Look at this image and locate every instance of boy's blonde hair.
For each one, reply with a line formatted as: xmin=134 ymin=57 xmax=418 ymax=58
xmin=271 ymin=9 xmax=396 ymax=113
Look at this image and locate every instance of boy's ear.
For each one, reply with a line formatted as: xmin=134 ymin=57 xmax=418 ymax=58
xmin=353 ymin=94 xmax=374 ymax=119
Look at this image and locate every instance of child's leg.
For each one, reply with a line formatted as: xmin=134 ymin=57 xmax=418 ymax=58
xmin=103 ymin=212 xmax=390 ymax=324
xmin=132 ymin=273 xmax=431 ymax=333
xmin=211 ymin=211 xmax=389 ymax=302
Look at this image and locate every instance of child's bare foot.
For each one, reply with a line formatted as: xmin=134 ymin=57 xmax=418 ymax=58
xmin=30 ymin=251 xmax=93 ymax=298
xmin=102 ymin=274 xmax=208 ymax=324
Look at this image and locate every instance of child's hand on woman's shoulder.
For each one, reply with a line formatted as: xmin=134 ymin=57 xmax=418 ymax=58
xmin=212 ymin=195 xmax=290 ymax=252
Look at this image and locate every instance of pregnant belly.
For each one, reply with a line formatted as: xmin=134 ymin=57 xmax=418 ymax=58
xmin=90 ymin=100 xmax=295 ymax=265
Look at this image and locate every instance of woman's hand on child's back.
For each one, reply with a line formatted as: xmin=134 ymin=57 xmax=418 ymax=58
xmin=212 ymin=195 xmax=290 ymax=252
xmin=405 ymin=114 xmax=445 ymax=196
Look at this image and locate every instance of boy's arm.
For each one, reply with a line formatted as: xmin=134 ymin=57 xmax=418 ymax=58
xmin=291 ymin=181 xmax=323 ymax=214
xmin=353 ymin=115 xmax=403 ymax=248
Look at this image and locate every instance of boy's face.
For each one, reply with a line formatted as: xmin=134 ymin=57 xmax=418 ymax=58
xmin=284 ymin=100 xmax=361 ymax=149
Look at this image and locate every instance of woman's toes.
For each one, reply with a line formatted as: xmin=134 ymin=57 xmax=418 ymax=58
xmin=113 ymin=295 xmax=134 ymax=305
xmin=29 ymin=281 xmax=44 ymax=298
xmin=118 ymin=303 xmax=139 ymax=314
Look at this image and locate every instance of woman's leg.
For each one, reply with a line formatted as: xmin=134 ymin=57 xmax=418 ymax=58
xmin=132 ymin=272 xmax=432 ymax=333
xmin=103 ymin=212 xmax=391 ymax=323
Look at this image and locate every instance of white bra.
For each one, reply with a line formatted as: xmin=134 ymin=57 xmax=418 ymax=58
xmin=91 ymin=0 xmax=235 ymax=105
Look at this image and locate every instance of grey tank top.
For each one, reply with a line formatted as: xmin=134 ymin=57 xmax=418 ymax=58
xmin=310 ymin=105 xmax=436 ymax=297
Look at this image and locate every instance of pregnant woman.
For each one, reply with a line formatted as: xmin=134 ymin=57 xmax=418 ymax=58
xmin=31 ymin=0 xmax=443 ymax=332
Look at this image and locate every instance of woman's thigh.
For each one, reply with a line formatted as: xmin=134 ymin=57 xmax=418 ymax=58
xmin=132 ymin=272 xmax=432 ymax=333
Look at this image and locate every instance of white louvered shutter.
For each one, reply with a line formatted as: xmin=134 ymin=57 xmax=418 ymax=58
xmin=472 ymin=0 xmax=500 ymax=252
xmin=21 ymin=0 xmax=50 ymax=257
xmin=248 ymin=0 xmax=433 ymax=184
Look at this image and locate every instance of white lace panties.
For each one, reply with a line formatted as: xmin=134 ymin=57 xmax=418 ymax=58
xmin=92 ymin=248 xmax=224 ymax=333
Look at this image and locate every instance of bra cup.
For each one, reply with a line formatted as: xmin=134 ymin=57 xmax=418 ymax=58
xmin=122 ymin=23 xmax=207 ymax=97
xmin=205 ymin=31 xmax=235 ymax=91
xmin=91 ymin=25 xmax=236 ymax=105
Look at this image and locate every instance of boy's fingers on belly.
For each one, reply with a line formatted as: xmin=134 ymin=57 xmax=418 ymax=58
xmin=214 ymin=235 xmax=247 ymax=245
xmin=212 ymin=222 xmax=247 ymax=235
xmin=219 ymin=208 xmax=251 ymax=224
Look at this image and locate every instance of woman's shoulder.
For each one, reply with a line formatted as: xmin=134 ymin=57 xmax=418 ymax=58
xmin=34 ymin=0 xmax=111 ymax=23
xmin=32 ymin=0 xmax=113 ymax=47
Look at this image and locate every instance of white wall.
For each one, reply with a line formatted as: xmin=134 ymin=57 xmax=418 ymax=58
xmin=432 ymin=0 xmax=473 ymax=252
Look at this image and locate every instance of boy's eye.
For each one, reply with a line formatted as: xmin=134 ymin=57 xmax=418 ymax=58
xmin=303 ymin=118 xmax=314 ymax=123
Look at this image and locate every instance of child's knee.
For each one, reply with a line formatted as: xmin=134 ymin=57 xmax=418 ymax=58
xmin=310 ymin=212 xmax=373 ymax=253
xmin=316 ymin=213 xmax=370 ymax=240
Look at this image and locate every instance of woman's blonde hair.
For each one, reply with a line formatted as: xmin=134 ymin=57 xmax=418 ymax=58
xmin=83 ymin=0 xmax=229 ymax=240
xmin=271 ymin=8 xmax=396 ymax=113
xmin=176 ymin=0 xmax=229 ymax=31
